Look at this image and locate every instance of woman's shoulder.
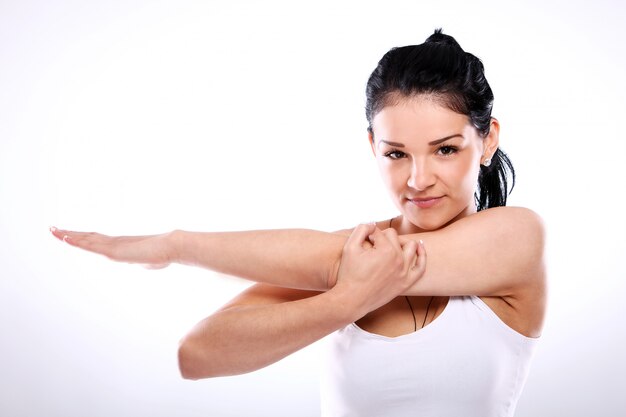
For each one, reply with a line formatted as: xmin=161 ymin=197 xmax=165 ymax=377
xmin=468 ymin=207 xmax=547 ymax=337
xmin=464 ymin=206 xmax=546 ymax=262
xmin=478 ymin=205 xmax=543 ymax=220
xmin=477 ymin=206 xmax=547 ymax=287
xmin=441 ymin=206 xmax=546 ymax=286
xmin=472 ymin=206 xmax=545 ymax=240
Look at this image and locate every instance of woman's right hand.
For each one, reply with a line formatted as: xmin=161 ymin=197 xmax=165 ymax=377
xmin=49 ymin=226 xmax=178 ymax=270
xmin=331 ymin=223 xmax=426 ymax=317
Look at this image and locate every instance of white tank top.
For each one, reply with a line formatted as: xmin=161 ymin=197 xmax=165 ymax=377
xmin=320 ymin=295 xmax=539 ymax=417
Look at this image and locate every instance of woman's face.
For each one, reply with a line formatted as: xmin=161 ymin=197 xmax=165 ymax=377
xmin=370 ymin=95 xmax=499 ymax=233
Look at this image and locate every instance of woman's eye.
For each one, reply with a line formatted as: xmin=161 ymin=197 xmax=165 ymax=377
xmin=438 ymin=146 xmax=458 ymax=156
xmin=383 ymin=150 xmax=406 ymax=160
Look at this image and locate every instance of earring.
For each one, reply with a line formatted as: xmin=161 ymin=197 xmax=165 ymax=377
xmin=482 ymin=157 xmax=491 ymax=167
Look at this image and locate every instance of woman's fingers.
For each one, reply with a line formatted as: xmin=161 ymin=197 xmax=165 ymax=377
xmin=401 ymin=239 xmax=418 ymax=268
xmin=50 ymin=226 xmax=91 ymax=246
xmin=401 ymin=238 xmax=427 ymax=283
xmin=50 ymin=226 xmax=99 ymax=242
xmin=49 ymin=226 xmax=68 ymax=242
xmin=50 ymin=227 xmax=135 ymax=260
xmin=344 ymin=223 xmax=377 ymax=252
xmin=50 ymin=227 xmax=115 ymax=257
xmin=370 ymin=228 xmax=424 ymax=283
xmin=368 ymin=227 xmax=402 ymax=255
xmin=50 ymin=226 xmax=174 ymax=268
xmin=335 ymin=223 xmax=429 ymax=314
xmin=411 ymin=240 xmax=427 ymax=276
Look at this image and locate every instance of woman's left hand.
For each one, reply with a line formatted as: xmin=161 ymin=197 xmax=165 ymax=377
xmin=49 ymin=227 xmax=177 ymax=269
xmin=330 ymin=223 xmax=426 ymax=317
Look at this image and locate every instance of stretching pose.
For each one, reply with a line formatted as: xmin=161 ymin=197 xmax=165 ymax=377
xmin=50 ymin=29 xmax=546 ymax=417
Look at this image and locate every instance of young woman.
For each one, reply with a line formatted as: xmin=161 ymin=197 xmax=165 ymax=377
xmin=50 ymin=29 xmax=546 ymax=416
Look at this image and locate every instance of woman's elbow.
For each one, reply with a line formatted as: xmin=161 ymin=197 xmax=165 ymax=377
xmin=177 ymin=337 xmax=216 ymax=380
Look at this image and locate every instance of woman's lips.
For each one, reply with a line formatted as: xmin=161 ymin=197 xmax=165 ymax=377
xmin=408 ymin=196 xmax=443 ymax=208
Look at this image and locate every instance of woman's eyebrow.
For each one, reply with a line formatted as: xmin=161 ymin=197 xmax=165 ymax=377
xmin=378 ymin=134 xmax=464 ymax=148
xmin=428 ymin=134 xmax=464 ymax=145
xmin=378 ymin=140 xmax=405 ymax=148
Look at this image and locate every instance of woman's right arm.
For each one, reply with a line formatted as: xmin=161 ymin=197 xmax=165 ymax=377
xmin=177 ymin=285 xmax=347 ymax=379
xmin=178 ymin=225 xmax=426 ymax=379
xmin=171 ymin=228 xmax=346 ymax=290
xmin=51 ymin=226 xmax=347 ymax=291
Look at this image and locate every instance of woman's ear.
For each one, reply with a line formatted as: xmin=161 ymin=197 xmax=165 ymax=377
xmin=482 ymin=117 xmax=500 ymax=162
xmin=368 ymin=131 xmax=376 ymax=157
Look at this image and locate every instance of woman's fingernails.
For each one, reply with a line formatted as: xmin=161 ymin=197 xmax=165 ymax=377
xmin=50 ymin=226 xmax=57 ymax=233
xmin=63 ymin=235 xmax=71 ymax=243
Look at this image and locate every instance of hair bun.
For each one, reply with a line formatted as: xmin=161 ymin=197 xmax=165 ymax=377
xmin=425 ymin=28 xmax=464 ymax=51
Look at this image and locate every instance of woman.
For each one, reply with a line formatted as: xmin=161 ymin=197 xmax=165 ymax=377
xmin=50 ymin=29 xmax=546 ymax=416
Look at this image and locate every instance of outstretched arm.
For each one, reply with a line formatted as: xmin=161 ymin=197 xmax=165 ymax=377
xmin=172 ymin=206 xmax=544 ymax=297
xmin=51 ymin=206 xmax=545 ymax=297
xmin=51 ymin=225 xmax=346 ymax=291
xmin=171 ymin=228 xmax=346 ymax=291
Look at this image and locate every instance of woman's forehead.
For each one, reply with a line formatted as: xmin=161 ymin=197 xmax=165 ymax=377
xmin=372 ymin=96 xmax=471 ymax=143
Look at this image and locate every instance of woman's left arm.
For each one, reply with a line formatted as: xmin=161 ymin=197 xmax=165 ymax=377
xmin=52 ymin=206 xmax=544 ymax=296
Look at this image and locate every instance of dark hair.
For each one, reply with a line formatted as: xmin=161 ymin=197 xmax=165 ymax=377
xmin=365 ymin=28 xmax=515 ymax=211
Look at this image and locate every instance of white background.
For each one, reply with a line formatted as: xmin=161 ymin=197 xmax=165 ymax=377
xmin=1 ymin=0 xmax=625 ymax=416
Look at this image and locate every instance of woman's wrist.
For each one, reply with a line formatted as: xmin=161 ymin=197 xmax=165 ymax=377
xmin=324 ymin=284 xmax=367 ymax=323
xmin=167 ymin=229 xmax=187 ymax=265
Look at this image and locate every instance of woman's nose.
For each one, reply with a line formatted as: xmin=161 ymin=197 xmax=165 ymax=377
xmin=407 ymin=159 xmax=435 ymax=191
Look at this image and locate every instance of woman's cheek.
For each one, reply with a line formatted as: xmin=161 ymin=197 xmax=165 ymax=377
xmin=389 ymin=166 xmax=408 ymax=193
xmin=378 ymin=161 xmax=400 ymax=189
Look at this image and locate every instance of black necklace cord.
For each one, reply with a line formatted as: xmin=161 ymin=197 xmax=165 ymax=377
xmin=404 ymin=295 xmax=434 ymax=331
xmin=405 ymin=296 xmax=417 ymax=331
xmin=391 ymin=217 xmax=434 ymax=332
xmin=422 ymin=296 xmax=434 ymax=329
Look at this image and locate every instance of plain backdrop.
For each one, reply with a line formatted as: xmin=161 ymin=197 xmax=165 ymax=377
xmin=1 ymin=0 xmax=625 ymax=416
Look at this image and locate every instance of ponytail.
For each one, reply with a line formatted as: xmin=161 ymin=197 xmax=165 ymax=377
xmin=476 ymin=148 xmax=515 ymax=211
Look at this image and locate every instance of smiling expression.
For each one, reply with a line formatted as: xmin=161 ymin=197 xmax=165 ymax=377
xmin=369 ymin=95 xmax=499 ymax=234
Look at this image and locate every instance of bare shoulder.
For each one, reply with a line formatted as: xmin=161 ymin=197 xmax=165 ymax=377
xmin=496 ymin=205 xmax=544 ymax=243
xmin=464 ymin=206 xmax=546 ymax=254
xmin=431 ymin=205 xmax=547 ymax=296
xmin=475 ymin=206 xmax=544 ymax=230
xmin=476 ymin=207 xmax=547 ymax=337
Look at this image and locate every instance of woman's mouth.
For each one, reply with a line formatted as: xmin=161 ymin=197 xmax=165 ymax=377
xmin=408 ymin=196 xmax=443 ymax=209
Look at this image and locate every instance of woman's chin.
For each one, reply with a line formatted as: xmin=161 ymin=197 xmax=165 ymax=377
xmin=400 ymin=200 xmax=475 ymax=232
xmin=398 ymin=213 xmax=447 ymax=233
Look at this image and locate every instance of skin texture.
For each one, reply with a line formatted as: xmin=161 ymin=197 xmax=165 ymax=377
xmin=49 ymin=95 xmax=546 ymax=379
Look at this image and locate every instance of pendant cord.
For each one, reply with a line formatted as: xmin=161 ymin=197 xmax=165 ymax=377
xmin=404 ymin=295 xmax=434 ymax=331
xmin=391 ymin=217 xmax=434 ymax=332
xmin=422 ymin=296 xmax=434 ymax=328
xmin=405 ymin=295 xmax=417 ymax=331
